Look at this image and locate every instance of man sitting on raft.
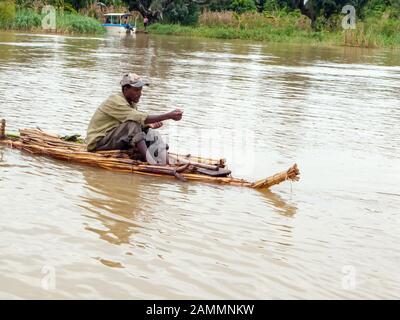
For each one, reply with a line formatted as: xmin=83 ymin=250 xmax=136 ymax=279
xmin=86 ymin=73 xmax=183 ymax=164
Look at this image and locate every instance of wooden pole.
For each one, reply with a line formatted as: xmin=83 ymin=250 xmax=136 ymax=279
xmin=168 ymin=153 xmax=220 ymax=171
xmin=0 ymin=119 xmax=5 ymax=139
xmin=251 ymin=164 xmax=300 ymax=189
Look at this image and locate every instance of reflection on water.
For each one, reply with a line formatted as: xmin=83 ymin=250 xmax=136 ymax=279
xmin=260 ymin=189 xmax=297 ymax=217
xmin=80 ymin=169 xmax=153 ymax=247
xmin=0 ymin=31 xmax=399 ymax=299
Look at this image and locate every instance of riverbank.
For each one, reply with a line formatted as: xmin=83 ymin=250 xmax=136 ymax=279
xmin=148 ymin=14 xmax=400 ymax=49
xmin=0 ymin=9 xmax=105 ymax=35
xmin=148 ymin=23 xmax=339 ymax=45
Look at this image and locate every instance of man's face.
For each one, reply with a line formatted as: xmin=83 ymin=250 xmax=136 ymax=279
xmin=125 ymin=86 xmax=142 ymax=103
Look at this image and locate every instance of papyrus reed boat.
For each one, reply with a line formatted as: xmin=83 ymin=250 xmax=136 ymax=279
xmin=0 ymin=119 xmax=300 ymax=189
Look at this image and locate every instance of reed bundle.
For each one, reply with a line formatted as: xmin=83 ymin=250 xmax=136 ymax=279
xmin=0 ymin=120 xmax=300 ymax=189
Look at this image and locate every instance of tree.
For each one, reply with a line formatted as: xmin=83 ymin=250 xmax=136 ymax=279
xmin=123 ymin=0 xmax=204 ymax=23
xmin=205 ymin=0 xmax=231 ymax=11
xmin=230 ymin=0 xmax=256 ymax=14
xmin=289 ymin=0 xmax=370 ymax=29
xmin=255 ymin=0 xmax=266 ymax=12
xmin=163 ymin=0 xmax=199 ymax=24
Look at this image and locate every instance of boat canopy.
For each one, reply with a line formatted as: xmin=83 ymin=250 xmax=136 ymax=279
xmin=103 ymin=13 xmax=132 ymax=26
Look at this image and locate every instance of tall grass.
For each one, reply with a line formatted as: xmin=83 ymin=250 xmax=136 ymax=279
xmin=57 ymin=13 xmax=105 ymax=34
xmin=0 ymin=8 xmax=105 ymax=34
xmin=12 ymin=8 xmax=41 ymax=30
xmin=148 ymin=23 xmax=332 ymax=44
xmin=343 ymin=17 xmax=400 ymax=48
xmin=198 ymin=9 xmax=311 ymax=31
xmin=149 ymin=9 xmax=400 ymax=48
xmin=343 ymin=24 xmax=377 ymax=48
xmin=198 ymin=10 xmax=238 ymax=27
xmin=150 ymin=10 xmax=327 ymax=44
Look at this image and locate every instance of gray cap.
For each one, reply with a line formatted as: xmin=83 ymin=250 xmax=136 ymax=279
xmin=120 ymin=73 xmax=150 ymax=88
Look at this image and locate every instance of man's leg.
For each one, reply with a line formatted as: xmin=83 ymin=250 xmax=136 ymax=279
xmin=136 ymin=140 xmax=149 ymax=162
xmin=95 ymin=121 xmax=148 ymax=160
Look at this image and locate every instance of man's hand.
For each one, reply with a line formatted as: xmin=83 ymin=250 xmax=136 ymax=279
xmin=148 ymin=122 xmax=163 ymax=129
xmin=169 ymin=109 xmax=183 ymax=121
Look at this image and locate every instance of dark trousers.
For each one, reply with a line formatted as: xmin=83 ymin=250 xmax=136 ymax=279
xmin=95 ymin=121 xmax=145 ymax=151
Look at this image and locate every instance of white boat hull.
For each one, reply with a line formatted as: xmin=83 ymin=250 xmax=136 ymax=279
xmin=104 ymin=25 xmax=136 ymax=35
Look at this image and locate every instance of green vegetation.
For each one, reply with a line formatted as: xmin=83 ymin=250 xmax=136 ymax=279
xmin=142 ymin=0 xmax=400 ymax=48
xmin=0 ymin=1 xmax=105 ymax=34
xmin=56 ymin=12 xmax=105 ymax=34
xmin=163 ymin=0 xmax=200 ymax=25
xmin=0 ymin=8 xmax=105 ymax=33
xmin=0 ymin=0 xmax=16 ymax=28
xmin=5 ymin=133 xmax=20 ymax=140
xmin=230 ymin=0 xmax=257 ymax=14
xmin=148 ymin=20 xmax=339 ymax=45
xmin=61 ymin=134 xmax=84 ymax=143
xmin=12 ymin=9 xmax=41 ymax=30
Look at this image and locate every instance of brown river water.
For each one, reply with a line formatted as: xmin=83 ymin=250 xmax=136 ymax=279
xmin=0 ymin=31 xmax=399 ymax=299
